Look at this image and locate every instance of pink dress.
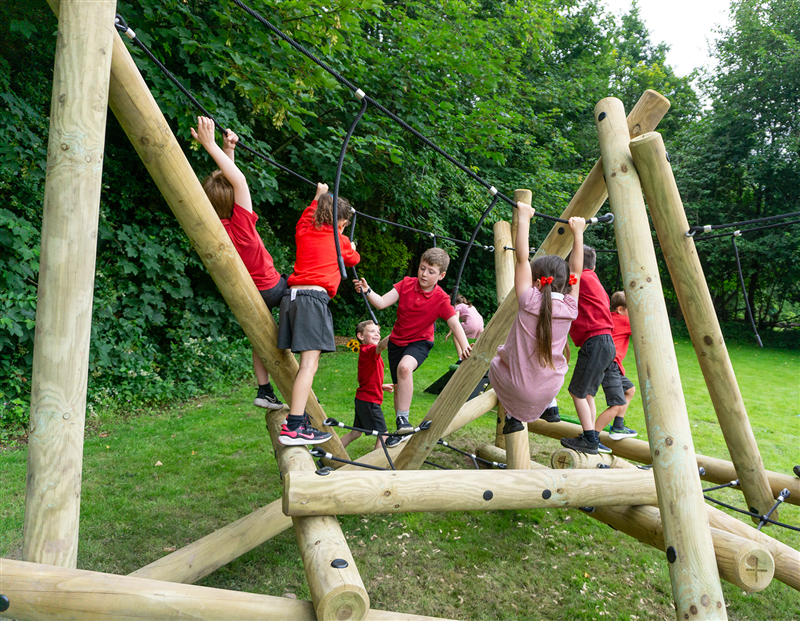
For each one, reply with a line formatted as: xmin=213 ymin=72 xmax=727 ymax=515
xmin=455 ymin=303 xmax=484 ymax=338
xmin=488 ymin=288 xmax=578 ymax=422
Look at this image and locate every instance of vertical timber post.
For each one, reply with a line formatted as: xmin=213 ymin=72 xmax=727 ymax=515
xmin=493 ymin=220 xmax=514 ymax=450
xmin=23 ymin=0 xmax=118 ymax=568
xmin=630 ymin=131 xmax=775 ymax=523
xmin=595 ymin=97 xmax=726 ymax=619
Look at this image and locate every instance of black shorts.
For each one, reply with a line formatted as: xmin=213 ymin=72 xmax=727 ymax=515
xmin=568 ymin=334 xmax=618 ymax=400
xmin=387 ymin=339 xmax=434 ymax=384
xmin=354 ymin=398 xmax=388 ymax=434
xmin=600 ymin=362 xmax=633 ymax=407
xmin=259 ymin=275 xmax=289 ymax=309
xmin=277 ymin=289 xmax=336 ymax=353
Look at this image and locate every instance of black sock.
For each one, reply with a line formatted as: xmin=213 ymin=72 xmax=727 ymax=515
xmin=259 ymin=382 xmax=274 ymax=396
xmin=286 ymin=414 xmax=304 ymax=430
xmin=613 ymin=416 xmax=624 ymax=429
xmin=584 ymin=430 xmax=599 ymax=443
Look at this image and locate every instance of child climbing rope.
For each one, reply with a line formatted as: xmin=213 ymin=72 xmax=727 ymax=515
xmin=277 ymin=183 xmax=360 ymax=445
xmin=446 ymin=294 xmax=484 ymax=360
xmin=488 ymin=203 xmax=585 ymax=434
xmin=191 ymin=116 xmax=287 ymax=412
xmin=354 ymin=248 xmax=472 ymax=435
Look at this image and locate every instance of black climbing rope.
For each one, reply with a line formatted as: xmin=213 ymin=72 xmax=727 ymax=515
xmin=730 ymin=235 xmax=762 ymax=347
xmin=703 ymin=491 xmax=799 ymax=532
xmin=450 ymin=195 xmax=499 ymax=305
xmin=436 ymin=439 xmax=507 ymax=469
xmin=348 ymin=213 xmax=379 ymax=324
xmin=686 ymin=210 xmax=800 ymax=237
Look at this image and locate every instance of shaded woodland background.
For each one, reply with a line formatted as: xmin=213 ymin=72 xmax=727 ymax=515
xmin=1 ymin=0 xmax=798 ymax=433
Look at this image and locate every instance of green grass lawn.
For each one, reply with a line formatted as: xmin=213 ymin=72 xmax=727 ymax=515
xmin=1 ymin=335 xmax=798 ymax=620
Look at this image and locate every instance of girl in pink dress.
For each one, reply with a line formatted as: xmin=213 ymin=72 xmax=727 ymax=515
xmin=489 ymin=204 xmax=585 ymax=428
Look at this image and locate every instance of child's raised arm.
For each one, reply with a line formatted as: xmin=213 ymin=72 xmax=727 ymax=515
xmin=353 ymin=277 xmax=399 ymax=310
xmin=191 ymin=116 xmax=252 ymax=212
xmin=568 ymin=217 xmax=586 ymax=300
xmin=514 ymin=202 xmax=535 ymax=299
xmin=447 ymin=314 xmax=472 ymax=359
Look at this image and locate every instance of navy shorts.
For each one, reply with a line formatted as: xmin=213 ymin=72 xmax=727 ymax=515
xmin=354 ymin=398 xmax=388 ymax=434
xmin=277 ymin=289 xmax=336 ymax=353
xmin=600 ymin=362 xmax=634 ymax=407
xmin=259 ymin=275 xmax=289 ymax=309
xmin=387 ymin=340 xmax=434 ymax=384
xmin=568 ymin=334 xmax=618 ymax=401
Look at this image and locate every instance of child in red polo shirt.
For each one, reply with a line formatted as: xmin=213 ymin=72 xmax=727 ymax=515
xmin=340 ymin=320 xmax=395 ymax=449
xmin=276 ymin=182 xmax=360 ymax=445
xmin=354 ymin=248 xmax=472 ymax=434
xmin=192 ymin=116 xmax=286 ymax=412
xmin=560 ymin=246 xmax=626 ymax=455
xmin=594 ymin=291 xmax=637 ymax=439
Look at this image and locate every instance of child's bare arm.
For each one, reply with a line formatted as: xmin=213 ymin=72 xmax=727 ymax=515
xmin=353 ymin=278 xmax=399 ymax=310
xmin=568 ymin=217 xmax=586 ymax=300
xmin=191 ymin=116 xmax=252 ymax=212
xmin=376 ymin=335 xmax=390 ymax=356
xmin=222 ymin=129 xmax=238 ymax=162
xmin=514 ymin=202 xmax=535 ymax=298
xmin=447 ymin=314 xmax=472 ymax=359
xmin=315 ymin=182 xmax=329 ymax=202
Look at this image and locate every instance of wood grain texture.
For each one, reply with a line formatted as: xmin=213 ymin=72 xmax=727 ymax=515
xmin=475 ymin=443 xmax=548 ymax=470
xmin=23 ymin=0 xmax=117 ymax=569
xmin=595 ymin=97 xmax=726 ymax=619
xmin=630 ymin=131 xmax=775 ymax=522
xmin=550 ymin=448 xmax=637 ymax=470
xmin=505 ymin=429 xmax=531 ymax=470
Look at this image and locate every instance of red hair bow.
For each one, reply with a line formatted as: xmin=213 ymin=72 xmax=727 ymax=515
xmin=569 ymin=274 xmax=578 ymax=285
xmin=539 ymin=276 xmax=554 ymax=286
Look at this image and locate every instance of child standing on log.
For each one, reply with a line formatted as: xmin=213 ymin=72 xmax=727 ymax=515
xmin=446 ymin=294 xmax=484 ymax=360
xmin=354 ymin=248 xmax=472 ymax=435
xmin=560 ymin=246 xmax=626 ymax=455
xmin=592 ymin=291 xmax=637 ymax=439
xmin=192 ymin=116 xmax=287 ymax=412
xmin=488 ymin=203 xmax=584 ymax=434
xmin=277 ymin=182 xmax=361 ymax=445
xmin=340 ymin=320 xmax=396 ymax=449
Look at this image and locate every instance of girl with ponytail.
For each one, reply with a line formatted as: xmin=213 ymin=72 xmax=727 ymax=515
xmin=488 ymin=203 xmax=585 ymax=431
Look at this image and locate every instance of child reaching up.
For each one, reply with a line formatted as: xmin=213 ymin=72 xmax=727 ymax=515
xmin=277 ymin=183 xmax=361 ymax=445
xmin=488 ymin=203 xmax=584 ymax=433
xmin=354 ymin=248 xmax=472 ymax=434
xmin=446 ymin=295 xmax=484 ymax=360
xmin=191 ymin=116 xmax=286 ymax=412
xmin=340 ymin=320 xmax=396 ymax=450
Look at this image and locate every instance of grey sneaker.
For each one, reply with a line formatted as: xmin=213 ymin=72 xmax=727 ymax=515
xmin=560 ymin=434 xmax=599 ymax=455
xmin=597 ymin=442 xmax=612 ymax=454
xmin=608 ymin=425 xmax=637 ymax=440
xmin=254 ymin=392 xmax=284 ymax=410
xmin=395 ymin=416 xmax=414 ymax=435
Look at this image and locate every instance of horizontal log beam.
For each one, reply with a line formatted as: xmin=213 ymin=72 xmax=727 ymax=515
xmin=284 ymin=469 xmax=657 ymax=516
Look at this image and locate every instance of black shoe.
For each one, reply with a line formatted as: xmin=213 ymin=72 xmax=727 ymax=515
xmin=560 ymin=434 xmax=599 ymax=455
xmin=793 ymin=465 xmax=800 ymax=478
xmin=395 ymin=416 xmax=414 ymax=435
xmin=386 ymin=434 xmax=410 ymax=448
xmin=254 ymin=390 xmax=284 ymax=410
xmin=503 ymin=416 xmax=524 ymax=434
xmin=540 ymin=406 xmax=561 ymax=423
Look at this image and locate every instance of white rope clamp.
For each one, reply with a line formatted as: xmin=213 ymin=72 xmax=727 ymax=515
xmin=733 ymin=230 xmax=742 ymax=237
xmin=114 ymin=17 xmax=136 ymax=39
xmin=488 ymin=186 xmax=498 ymax=196
xmin=703 ymin=225 xmax=713 ymax=233
xmin=355 ymin=88 xmax=366 ymax=100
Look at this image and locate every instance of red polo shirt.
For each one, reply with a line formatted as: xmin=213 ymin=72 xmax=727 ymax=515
xmin=356 ymin=343 xmax=385 ymax=404
xmin=287 ymin=200 xmax=360 ymax=298
xmin=569 ymin=269 xmax=613 ymax=348
xmin=220 ymin=204 xmax=281 ymax=291
xmin=611 ymin=312 xmax=632 ymax=376
xmin=389 ymin=277 xmax=456 ymax=346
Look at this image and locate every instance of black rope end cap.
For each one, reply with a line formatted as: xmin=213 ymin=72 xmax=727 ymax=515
xmin=542 ymin=489 xmax=552 ymax=500
xmin=597 ymin=111 xmax=607 ymax=122
xmin=666 ymin=546 xmax=677 ymax=563
xmin=331 ymin=558 xmax=349 ymax=569
xmin=483 ymin=490 xmax=493 ymax=501
xmin=0 ymin=594 xmax=8 ymax=612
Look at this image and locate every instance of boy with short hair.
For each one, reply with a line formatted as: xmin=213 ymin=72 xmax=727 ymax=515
xmin=560 ymin=245 xmax=624 ymax=455
xmin=354 ymin=248 xmax=472 ymax=434
xmin=192 ymin=116 xmax=286 ymax=411
xmin=595 ymin=291 xmax=637 ymax=439
xmin=277 ymin=182 xmax=361 ymax=445
xmin=340 ymin=320 xmax=396 ymax=449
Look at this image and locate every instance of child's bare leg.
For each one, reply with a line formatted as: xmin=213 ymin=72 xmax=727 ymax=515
xmin=341 ymin=429 xmax=362 ymax=448
xmin=570 ymin=392 xmax=594 ymax=432
xmin=393 ymin=355 xmax=419 ymax=413
xmin=253 ymin=349 xmax=270 ymax=384
xmin=586 ymin=393 xmax=597 ymax=419
xmin=289 ymin=350 xmax=321 ymax=418
xmin=595 ymin=404 xmax=623 ymax=432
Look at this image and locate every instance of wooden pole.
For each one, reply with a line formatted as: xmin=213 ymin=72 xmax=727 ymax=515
xmin=493 ymin=219 xmax=514 ymax=451
xmin=550 ymin=448 xmax=637 ymax=470
xmin=283 ymin=468 xmax=658 ymax=516
xmin=527 ymin=418 xmax=800 ymax=506
xmin=130 ymin=501 xmax=291 ymax=584
xmin=629 ymin=131 xmax=775 ymax=523
xmin=22 ymin=0 xmax=117 ymax=569
xmin=265 ymin=411 xmax=368 ymax=621
xmin=0 ymin=559 xmax=455 ymax=621
xmin=442 ymin=388 xmax=497 ymax=437
xmin=392 ymin=91 xmax=671 ymax=471
xmin=587 ymin=506 xmax=774 ymax=592
xmin=504 ymin=429 xmax=531 ymax=470
xmin=595 ymin=97 xmax=726 ymax=619
xmin=43 ymin=0 xmax=349 ymax=464
xmin=475 ymin=443 xmax=547 ymax=470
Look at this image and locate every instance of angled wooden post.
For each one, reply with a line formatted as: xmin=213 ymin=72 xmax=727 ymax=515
xmin=45 ymin=0 xmax=350 ymax=463
xmin=392 ymin=90 xmax=671 ymax=471
xmin=595 ymin=97 xmax=726 ymax=619
xmin=493 ymin=219 xmax=514 ymax=450
xmin=23 ymin=0 xmax=117 ymax=569
xmin=629 ymin=131 xmax=775 ymax=523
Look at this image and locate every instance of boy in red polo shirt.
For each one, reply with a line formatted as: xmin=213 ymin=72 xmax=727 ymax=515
xmin=192 ymin=116 xmax=286 ymax=411
xmin=560 ymin=245 xmax=625 ymax=455
xmin=340 ymin=320 xmax=396 ymax=449
xmin=354 ymin=248 xmax=472 ymax=434
xmin=276 ymin=182 xmax=360 ymax=445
